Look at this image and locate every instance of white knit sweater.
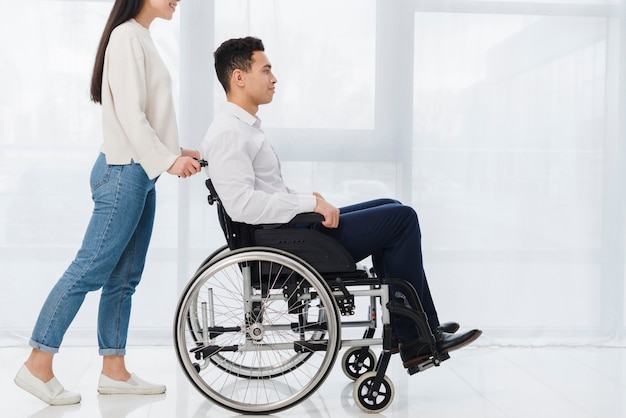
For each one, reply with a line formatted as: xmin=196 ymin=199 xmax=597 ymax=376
xmin=100 ymin=19 xmax=179 ymax=179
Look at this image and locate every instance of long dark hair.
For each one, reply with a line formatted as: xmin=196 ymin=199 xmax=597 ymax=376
xmin=90 ymin=0 xmax=144 ymax=104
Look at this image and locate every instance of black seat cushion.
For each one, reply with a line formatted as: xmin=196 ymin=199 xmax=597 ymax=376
xmin=254 ymin=227 xmax=355 ymax=273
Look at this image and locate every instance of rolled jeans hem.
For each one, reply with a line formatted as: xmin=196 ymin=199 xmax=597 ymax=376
xmin=100 ymin=348 xmax=126 ymax=356
xmin=29 ymin=339 xmax=59 ymax=354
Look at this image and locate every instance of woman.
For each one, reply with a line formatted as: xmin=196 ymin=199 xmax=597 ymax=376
xmin=14 ymin=0 xmax=199 ymax=405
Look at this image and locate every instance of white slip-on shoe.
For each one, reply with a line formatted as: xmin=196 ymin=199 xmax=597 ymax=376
xmin=14 ymin=365 xmax=81 ymax=405
xmin=97 ymin=373 xmax=166 ymax=395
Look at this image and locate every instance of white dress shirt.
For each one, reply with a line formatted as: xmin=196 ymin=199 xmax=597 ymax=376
xmin=201 ymin=102 xmax=316 ymax=224
xmin=100 ymin=19 xmax=180 ymax=179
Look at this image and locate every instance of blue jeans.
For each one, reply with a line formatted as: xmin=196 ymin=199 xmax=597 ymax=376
xmin=313 ymin=199 xmax=440 ymax=342
xmin=30 ymin=153 xmax=157 ymax=356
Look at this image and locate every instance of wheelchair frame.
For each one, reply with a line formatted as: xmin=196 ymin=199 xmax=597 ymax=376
xmin=173 ymin=178 xmax=448 ymax=414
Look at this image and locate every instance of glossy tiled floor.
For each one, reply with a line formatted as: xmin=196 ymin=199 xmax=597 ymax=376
xmin=2 ymin=344 xmax=626 ymax=418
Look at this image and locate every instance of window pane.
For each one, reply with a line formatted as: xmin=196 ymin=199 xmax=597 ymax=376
xmin=413 ymin=13 xmax=608 ymax=332
xmin=213 ymin=0 xmax=376 ymax=129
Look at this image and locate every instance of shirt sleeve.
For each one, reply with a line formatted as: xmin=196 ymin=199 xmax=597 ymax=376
xmin=106 ymin=29 xmax=178 ymax=178
xmin=204 ymin=130 xmax=316 ymax=225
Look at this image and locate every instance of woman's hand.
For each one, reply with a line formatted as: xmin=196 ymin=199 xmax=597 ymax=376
xmin=167 ymin=156 xmax=201 ymax=178
xmin=180 ymin=148 xmax=201 ymax=160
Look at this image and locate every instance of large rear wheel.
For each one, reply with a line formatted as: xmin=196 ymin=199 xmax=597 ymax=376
xmin=174 ymin=247 xmax=341 ymax=414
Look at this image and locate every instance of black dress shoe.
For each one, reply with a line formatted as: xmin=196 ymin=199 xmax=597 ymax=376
xmin=438 ymin=321 xmax=460 ymax=334
xmin=388 ymin=321 xmax=460 ymax=354
xmin=399 ymin=329 xmax=482 ymax=368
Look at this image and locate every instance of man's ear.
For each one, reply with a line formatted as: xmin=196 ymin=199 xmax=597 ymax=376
xmin=231 ymin=69 xmax=245 ymax=88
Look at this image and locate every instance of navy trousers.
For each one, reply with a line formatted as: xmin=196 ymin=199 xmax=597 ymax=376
xmin=313 ymin=199 xmax=440 ymax=342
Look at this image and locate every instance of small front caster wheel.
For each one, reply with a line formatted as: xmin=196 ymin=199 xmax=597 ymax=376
xmin=342 ymin=347 xmax=376 ymax=380
xmin=353 ymin=371 xmax=394 ymax=413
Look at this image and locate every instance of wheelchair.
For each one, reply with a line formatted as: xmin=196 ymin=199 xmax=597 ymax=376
xmin=173 ymin=178 xmax=450 ymax=414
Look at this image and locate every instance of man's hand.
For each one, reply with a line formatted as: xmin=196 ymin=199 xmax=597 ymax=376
xmin=167 ymin=156 xmax=201 ymax=178
xmin=313 ymin=192 xmax=339 ymax=228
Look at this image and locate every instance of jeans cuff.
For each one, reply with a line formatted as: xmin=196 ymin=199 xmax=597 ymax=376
xmin=99 ymin=348 xmax=127 ymax=356
xmin=29 ymin=339 xmax=59 ymax=354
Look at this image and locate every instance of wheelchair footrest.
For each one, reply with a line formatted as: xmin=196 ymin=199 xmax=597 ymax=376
xmin=406 ymin=352 xmax=451 ymax=376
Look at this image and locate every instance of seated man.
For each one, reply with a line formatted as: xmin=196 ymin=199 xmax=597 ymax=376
xmin=201 ymin=36 xmax=481 ymax=368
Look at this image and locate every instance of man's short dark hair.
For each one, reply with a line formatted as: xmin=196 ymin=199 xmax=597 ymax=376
xmin=214 ymin=37 xmax=265 ymax=94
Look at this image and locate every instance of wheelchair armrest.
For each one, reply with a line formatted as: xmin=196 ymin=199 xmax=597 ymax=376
xmin=258 ymin=212 xmax=323 ymax=230
xmin=288 ymin=212 xmax=324 ymax=225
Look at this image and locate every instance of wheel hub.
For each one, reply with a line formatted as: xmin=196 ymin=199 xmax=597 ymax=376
xmin=248 ymin=322 xmax=264 ymax=341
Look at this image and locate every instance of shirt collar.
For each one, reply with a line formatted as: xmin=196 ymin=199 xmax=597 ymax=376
xmin=224 ymin=102 xmax=262 ymax=128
